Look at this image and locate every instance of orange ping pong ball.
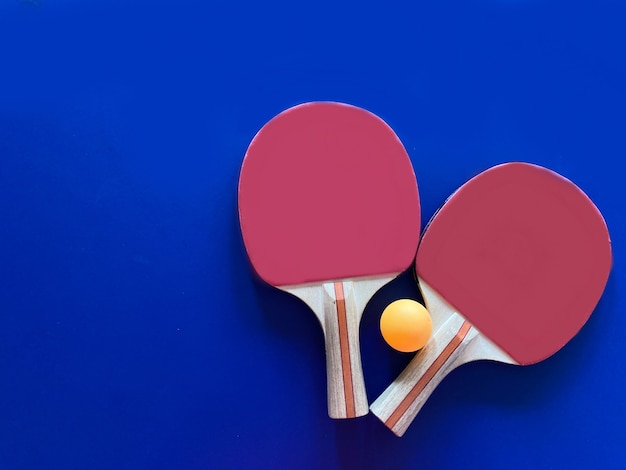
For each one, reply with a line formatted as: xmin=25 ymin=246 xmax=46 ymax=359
xmin=380 ymin=299 xmax=432 ymax=353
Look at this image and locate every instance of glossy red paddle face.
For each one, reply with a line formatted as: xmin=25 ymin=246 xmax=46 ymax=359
xmin=239 ymin=102 xmax=420 ymax=287
xmin=416 ymin=163 xmax=612 ymax=365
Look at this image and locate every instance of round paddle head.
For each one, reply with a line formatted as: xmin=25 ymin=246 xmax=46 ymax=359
xmin=416 ymin=162 xmax=612 ymax=365
xmin=239 ymin=102 xmax=420 ymax=287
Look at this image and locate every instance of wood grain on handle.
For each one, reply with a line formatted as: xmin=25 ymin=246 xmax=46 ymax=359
xmin=284 ymin=277 xmax=392 ymax=419
xmin=370 ymin=313 xmax=477 ymax=436
xmin=322 ymin=281 xmax=368 ymax=418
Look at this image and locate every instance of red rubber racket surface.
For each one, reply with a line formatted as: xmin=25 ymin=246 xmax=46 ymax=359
xmin=239 ymin=102 xmax=420 ymax=287
xmin=416 ymin=162 xmax=612 ymax=365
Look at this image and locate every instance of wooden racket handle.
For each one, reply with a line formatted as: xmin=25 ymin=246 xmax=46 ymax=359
xmin=322 ymin=281 xmax=368 ymax=418
xmin=285 ymin=278 xmax=392 ymax=419
xmin=370 ymin=314 xmax=476 ymax=435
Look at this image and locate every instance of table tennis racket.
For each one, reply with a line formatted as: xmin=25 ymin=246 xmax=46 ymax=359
xmin=238 ymin=102 xmax=420 ymax=418
xmin=370 ymin=162 xmax=612 ymax=436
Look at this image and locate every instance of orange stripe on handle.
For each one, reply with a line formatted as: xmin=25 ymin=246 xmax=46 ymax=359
xmin=334 ymin=282 xmax=356 ymax=418
xmin=385 ymin=321 xmax=472 ymax=429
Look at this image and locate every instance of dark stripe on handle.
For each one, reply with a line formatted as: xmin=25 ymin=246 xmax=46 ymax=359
xmin=334 ymin=282 xmax=356 ymax=417
xmin=385 ymin=321 xmax=472 ymax=429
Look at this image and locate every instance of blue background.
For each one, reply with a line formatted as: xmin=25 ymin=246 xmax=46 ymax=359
xmin=1 ymin=0 xmax=624 ymax=468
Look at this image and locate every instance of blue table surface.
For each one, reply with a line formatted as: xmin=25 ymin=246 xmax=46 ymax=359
xmin=1 ymin=1 xmax=625 ymax=468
